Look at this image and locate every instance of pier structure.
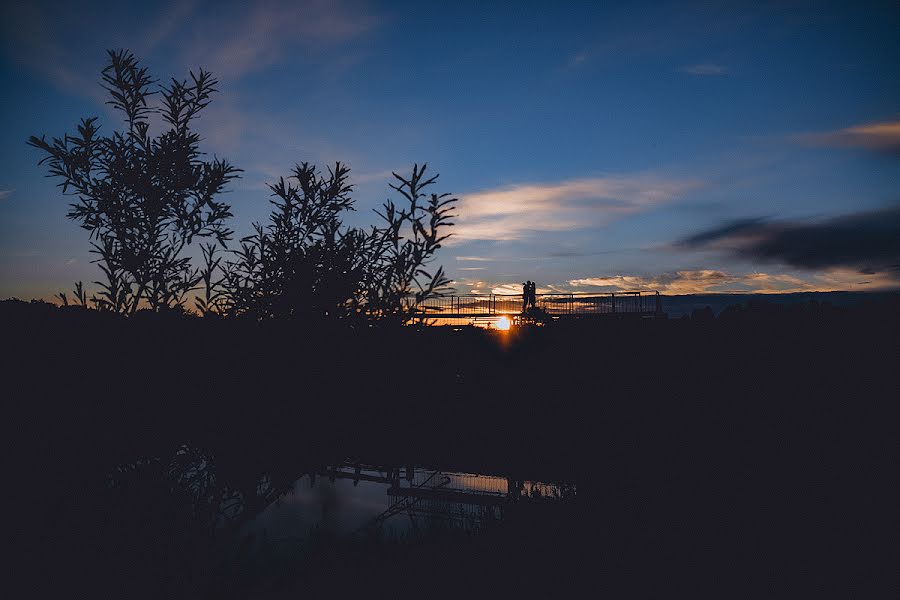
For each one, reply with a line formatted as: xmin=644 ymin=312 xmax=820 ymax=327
xmin=316 ymin=463 xmax=575 ymax=531
xmin=404 ymin=290 xmax=664 ymax=326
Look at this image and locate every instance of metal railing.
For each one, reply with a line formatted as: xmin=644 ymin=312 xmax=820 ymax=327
xmin=405 ymin=291 xmax=662 ymax=319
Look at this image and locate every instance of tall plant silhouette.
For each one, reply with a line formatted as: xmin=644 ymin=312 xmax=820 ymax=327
xmin=362 ymin=164 xmax=457 ymax=318
xmin=219 ymin=163 xmax=457 ymax=320
xmin=219 ymin=162 xmax=362 ymax=319
xmin=29 ymin=49 xmax=240 ymax=313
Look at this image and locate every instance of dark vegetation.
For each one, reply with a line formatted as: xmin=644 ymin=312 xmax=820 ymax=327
xmin=4 ymin=295 xmax=896 ymax=597
xmin=8 ymin=50 xmax=897 ymax=597
xmin=30 ymin=50 xmax=456 ymax=322
xmin=30 ymin=50 xmax=240 ymax=314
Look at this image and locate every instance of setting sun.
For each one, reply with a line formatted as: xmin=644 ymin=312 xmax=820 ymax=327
xmin=496 ymin=316 xmax=511 ymax=331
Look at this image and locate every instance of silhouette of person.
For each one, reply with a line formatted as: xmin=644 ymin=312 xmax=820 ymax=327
xmin=528 ymin=281 xmax=537 ymax=308
xmin=522 ymin=281 xmax=530 ymax=312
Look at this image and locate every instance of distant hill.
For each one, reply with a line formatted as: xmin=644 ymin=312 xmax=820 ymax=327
xmin=659 ymin=290 xmax=898 ymax=318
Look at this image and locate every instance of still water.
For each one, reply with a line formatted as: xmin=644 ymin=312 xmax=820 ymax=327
xmin=105 ymin=452 xmax=578 ymax=591
xmin=247 ymin=463 xmax=576 ymax=543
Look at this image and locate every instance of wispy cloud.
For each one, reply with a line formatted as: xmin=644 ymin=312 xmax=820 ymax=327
xmin=564 ymin=51 xmax=589 ymax=69
xmin=679 ymin=63 xmax=728 ymax=76
xmin=191 ymin=99 xmax=372 ymax=194
xmin=141 ymin=0 xmax=199 ymax=53
xmin=791 ymin=120 xmax=900 ymax=155
xmin=459 ymin=265 xmax=899 ymax=296
xmin=1 ymin=4 xmax=106 ymax=102
xmin=2 ymin=0 xmax=380 ymax=103
xmin=569 ymin=270 xmax=789 ymax=294
xmin=457 ymin=281 xmax=562 ymax=295
xmin=455 ymin=270 xmax=871 ymax=295
xmin=452 ymin=175 xmax=701 ymax=243
xmin=569 ymin=268 xmax=898 ymax=294
xmin=181 ymin=0 xmax=382 ymax=81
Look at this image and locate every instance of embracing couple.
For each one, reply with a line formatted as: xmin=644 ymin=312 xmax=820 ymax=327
xmin=521 ymin=281 xmax=537 ymax=312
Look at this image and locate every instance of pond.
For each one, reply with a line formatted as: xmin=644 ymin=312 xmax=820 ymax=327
xmin=246 ymin=462 xmax=577 ymax=545
xmin=104 ymin=451 xmax=578 ymax=594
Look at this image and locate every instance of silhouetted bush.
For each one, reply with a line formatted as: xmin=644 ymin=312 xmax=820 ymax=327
xmin=214 ymin=162 xmax=457 ymax=321
xmin=29 ymin=50 xmax=457 ymax=323
xmin=29 ymin=50 xmax=241 ymax=314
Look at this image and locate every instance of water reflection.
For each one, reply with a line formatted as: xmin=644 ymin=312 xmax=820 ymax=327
xmin=103 ymin=452 xmax=577 ymax=594
xmin=249 ymin=463 xmax=576 ymax=543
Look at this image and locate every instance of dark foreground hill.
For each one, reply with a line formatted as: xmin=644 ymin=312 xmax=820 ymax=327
xmin=2 ymin=295 xmax=896 ymax=598
xmin=661 ymin=290 xmax=899 ymax=317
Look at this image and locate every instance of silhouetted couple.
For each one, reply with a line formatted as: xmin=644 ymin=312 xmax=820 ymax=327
xmin=522 ymin=281 xmax=537 ymax=312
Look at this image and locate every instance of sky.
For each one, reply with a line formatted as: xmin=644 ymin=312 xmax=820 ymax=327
xmin=1 ymin=0 xmax=898 ymax=299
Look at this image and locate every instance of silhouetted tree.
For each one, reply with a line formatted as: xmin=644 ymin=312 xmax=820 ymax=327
xmin=194 ymin=243 xmax=228 ymax=317
xmin=362 ymin=164 xmax=457 ymax=319
xmin=29 ymin=49 xmax=240 ymax=313
xmin=56 ymin=281 xmax=91 ymax=308
xmin=218 ymin=163 xmax=457 ymax=321
xmin=218 ymin=162 xmax=362 ymax=319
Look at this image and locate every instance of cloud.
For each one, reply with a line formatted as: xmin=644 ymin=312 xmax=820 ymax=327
xmin=679 ymin=206 xmax=900 ymax=273
xmin=679 ymin=63 xmax=728 ymax=76
xmin=564 ymin=51 xmax=589 ymax=69
xmin=141 ymin=0 xmax=199 ymax=53
xmin=181 ymin=0 xmax=381 ymax=81
xmin=678 ymin=217 xmax=768 ymax=247
xmin=579 ymin=271 xmax=787 ymax=293
xmin=1 ymin=4 xmax=106 ymax=102
xmin=353 ymin=169 xmax=401 ymax=184
xmin=791 ymin=120 xmax=900 ymax=156
xmin=0 ymin=190 xmax=13 ymax=200
xmin=2 ymin=0 xmax=379 ymax=102
xmin=190 ymin=98 xmax=372 ymax=195
xmin=455 ymin=267 xmax=899 ymax=295
xmin=490 ymin=283 xmax=528 ymax=295
xmin=453 ymin=175 xmax=701 ymax=243
xmin=569 ymin=268 xmax=898 ymax=294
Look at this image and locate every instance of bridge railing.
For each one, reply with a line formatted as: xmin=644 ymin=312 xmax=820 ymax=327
xmin=542 ymin=291 xmax=661 ymax=316
xmin=401 ymin=295 xmax=502 ymax=316
xmin=406 ymin=291 xmax=662 ymax=318
xmin=394 ymin=467 xmax=576 ymax=501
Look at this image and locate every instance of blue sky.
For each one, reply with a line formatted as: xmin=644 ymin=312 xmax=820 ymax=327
xmin=1 ymin=0 xmax=898 ymax=299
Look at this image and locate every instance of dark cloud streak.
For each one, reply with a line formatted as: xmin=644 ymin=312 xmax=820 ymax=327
xmin=680 ymin=207 xmax=900 ymax=273
xmin=680 ymin=217 xmax=767 ymax=247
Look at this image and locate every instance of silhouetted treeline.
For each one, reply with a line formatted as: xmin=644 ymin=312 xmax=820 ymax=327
xmin=3 ymin=294 xmax=896 ymax=597
xmin=30 ymin=50 xmax=457 ymax=323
